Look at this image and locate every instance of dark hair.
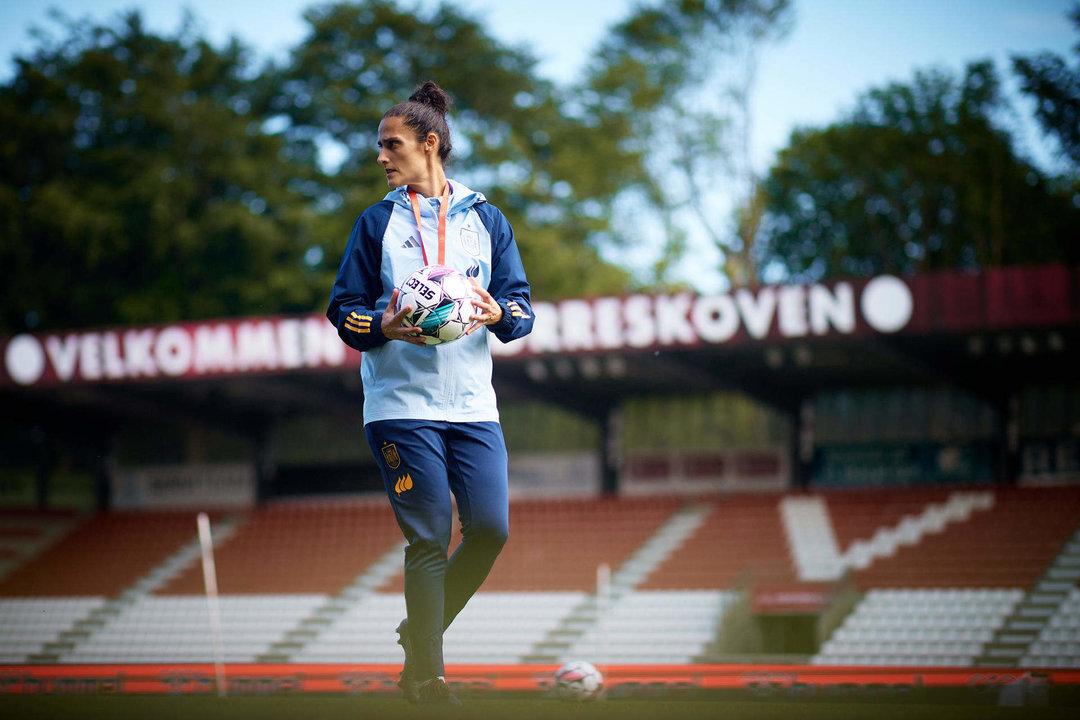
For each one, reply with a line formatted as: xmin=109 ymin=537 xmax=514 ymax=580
xmin=384 ymin=81 xmax=453 ymax=162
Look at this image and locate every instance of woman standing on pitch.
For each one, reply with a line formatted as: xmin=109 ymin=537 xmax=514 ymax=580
xmin=326 ymin=81 xmax=534 ymax=706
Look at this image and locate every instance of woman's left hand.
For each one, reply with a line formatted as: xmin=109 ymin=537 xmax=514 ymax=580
xmin=465 ymin=278 xmax=503 ymax=335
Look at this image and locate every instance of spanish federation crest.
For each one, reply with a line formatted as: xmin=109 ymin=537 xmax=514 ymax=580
xmin=381 ymin=443 xmax=401 ymax=470
xmin=459 ymin=227 xmax=480 ymax=257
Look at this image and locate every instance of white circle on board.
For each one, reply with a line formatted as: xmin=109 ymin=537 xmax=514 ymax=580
xmin=5 ymin=334 xmax=46 ymax=385
xmin=861 ymin=275 xmax=913 ymax=333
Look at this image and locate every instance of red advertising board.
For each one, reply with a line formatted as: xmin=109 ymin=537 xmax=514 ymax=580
xmin=752 ymin=585 xmax=830 ymax=615
xmin=0 ymin=663 xmax=1075 ymax=697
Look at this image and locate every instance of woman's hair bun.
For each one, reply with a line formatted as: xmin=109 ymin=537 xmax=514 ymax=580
xmin=408 ymin=81 xmax=451 ymax=116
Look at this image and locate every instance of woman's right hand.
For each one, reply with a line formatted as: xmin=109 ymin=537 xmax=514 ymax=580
xmin=382 ymin=289 xmax=428 ymax=346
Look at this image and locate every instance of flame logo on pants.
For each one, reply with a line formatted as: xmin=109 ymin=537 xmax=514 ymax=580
xmin=394 ymin=474 xmax=413 ymax=496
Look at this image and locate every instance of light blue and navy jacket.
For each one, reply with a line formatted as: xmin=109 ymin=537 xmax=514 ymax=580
xmin=327 ymin=180 xmax=533 ymax=425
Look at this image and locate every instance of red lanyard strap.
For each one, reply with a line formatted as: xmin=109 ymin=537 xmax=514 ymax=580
xmin=408 ymin=183 xmax=450 ymax=266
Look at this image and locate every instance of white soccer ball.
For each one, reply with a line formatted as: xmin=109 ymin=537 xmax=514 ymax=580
xmin=554 ymin=660 xmax=603 ymax=702
xmin=395 ymin=264 xmax=479 ymax=346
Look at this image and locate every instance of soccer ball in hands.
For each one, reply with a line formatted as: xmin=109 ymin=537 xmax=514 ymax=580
xmin=554 ymin=660 xmax=603 ymax=702
xmin=395 ymin=265 xmax=479 ymax=345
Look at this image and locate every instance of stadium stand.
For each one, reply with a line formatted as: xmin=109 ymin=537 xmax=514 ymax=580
xmin=783 ymin=491 xmax=997 ymax=582
xmin=563 ymin=589 xmax=737 ymax=664
xmin=158 ymin=499 xmax=403 ymax=595
xmin=640 ymin=494 xmax=796 ymax=590
xmin=380 ymin=496 xmax=687 ymax=592
xmin=0 ymin=597 xmax=104 ymax=663
xmin=0 ymin=510 xmax=209 ymax=597
xmin=813 ymin=588 xmax=1023 ymax=666
xmin=60 ymin=594 xmax=326 ymax=664
xmin=850 ymin=487 xmax=1080 ymax=589
xmin=1 ymin=487 xmax=1079 ymax=666
xmin=1024 ymin=587 xmax=1080 ymax=668
xmin=294 ymin=591 xmax=587 ymax=664
xmin=0 ymin=509 xmax=85 ymax=582
xmin=824 ymin=488 xmax=954 ymax=551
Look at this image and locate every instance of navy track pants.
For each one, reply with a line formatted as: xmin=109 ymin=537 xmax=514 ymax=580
xmin=365 ymin=419 xmax=509 ymax=681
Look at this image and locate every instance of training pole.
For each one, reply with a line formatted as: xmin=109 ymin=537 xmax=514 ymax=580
xmin=197 ymin=512 xmax=227 ymax=697
xmin=596 ymin=562 xmax=610 ymax=679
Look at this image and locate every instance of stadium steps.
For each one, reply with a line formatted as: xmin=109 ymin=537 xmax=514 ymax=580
xmin=24 ymin=515 xmax=244 ymax=664
xmin=255 ymin=539 xmax=407 ymax=662
xmin=811 ymin=588 xmax=1020 ymax=667
xmin=639 ymin=494 xmax=794 ymax=590
xmin=976 ymin=523 xmax=1080 ymax=667
xmin=782 ymin=491 xmax=994 ymax=582
xmin=1021 ymin=585 xmax=1080 ymax=667
xmin=563 ymin=589 xmax=735 ymax=665
xmin=0 ymin=597 xmax=106 ymax=663
xmin=123 ymin=515 xmax=244 ymax=599
xmin=0 ymin=511 xmax=87 ymax=582
xmin=519 ymin=500 xmax=713 ymax=663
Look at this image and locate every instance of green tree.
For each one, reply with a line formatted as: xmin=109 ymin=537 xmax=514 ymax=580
xmin=1012 ymin=3 xmax=1080 ymax=170
xmin=0 ymin=11 xmax=324 ymax=333
xmin=580 ymin=0 xmax=793 ymax=287
xmin=270 ymin=0 xmax=631 ymax=300
xmin=755 ymin=61 xmax=1080 ymax=282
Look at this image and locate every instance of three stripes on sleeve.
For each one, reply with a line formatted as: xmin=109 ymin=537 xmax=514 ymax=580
xmin=345 ymin=311 xmax=371 ymax=334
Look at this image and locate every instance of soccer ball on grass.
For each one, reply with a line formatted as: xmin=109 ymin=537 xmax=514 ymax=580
xmin=395 ymin=264 xmax=479 ymax=346
xmin=554 ymin=660 xmax=603 ymax=701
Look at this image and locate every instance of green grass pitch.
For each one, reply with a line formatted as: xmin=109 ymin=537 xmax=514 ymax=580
xmin=2 ymin=696 xmax=1079 ymax=720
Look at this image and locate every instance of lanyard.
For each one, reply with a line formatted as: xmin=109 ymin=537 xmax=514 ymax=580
xmin=408 ymin=183 xmax=450 ymax=266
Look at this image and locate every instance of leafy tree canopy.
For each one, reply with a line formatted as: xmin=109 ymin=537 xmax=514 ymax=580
xmin=4 ymin=0 xmax=1078 ymax=336
xmin=0 ymin=1 xmax=636 ymax=336
xmin=0 ymin=11 xmax=325 ymax=333
xmin=1012 ymin=3 xmax=1080 ymax=172
xmin=755 ymin=61 xmax=1080 ymax=282
xmin=269 ymin=0 xmax=632 ymax=301
xmin=580 ymin=0 xmax=793 ymax=287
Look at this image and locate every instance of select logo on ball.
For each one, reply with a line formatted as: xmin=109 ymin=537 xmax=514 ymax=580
xmin=396 ymin=265 xmax=479 ymax=346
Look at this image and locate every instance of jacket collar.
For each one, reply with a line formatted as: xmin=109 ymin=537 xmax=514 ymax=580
xmin=384 ymin=179 xmax=485 ymax=217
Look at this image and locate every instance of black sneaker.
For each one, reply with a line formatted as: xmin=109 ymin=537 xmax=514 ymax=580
xmin=395 ymin=618 xmax=419 ymax=704
xmin=416 ymin=676 xmax=462 ymax=706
